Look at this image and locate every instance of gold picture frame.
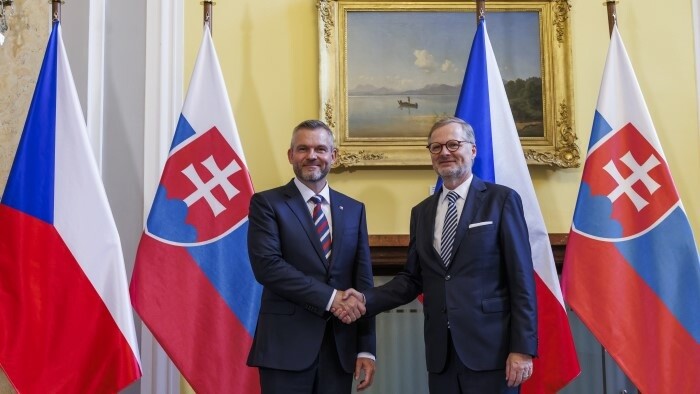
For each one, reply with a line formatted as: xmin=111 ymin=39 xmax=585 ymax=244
xmin=318 ymin=0 xmax=579 ymax=168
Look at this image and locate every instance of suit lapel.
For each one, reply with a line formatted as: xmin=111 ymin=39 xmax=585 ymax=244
xmin=329 ymin=189 xmax=344 ymax=269
xmin=282 ymin=181 xmax=328 ymax=267
xmin=424 ymin=190 xmax=444 ymax=270
xmin=450 ymin=176 xmax=486 ymax=265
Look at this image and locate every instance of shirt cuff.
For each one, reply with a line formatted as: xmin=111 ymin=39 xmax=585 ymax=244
xmin=357 ymin=352 xmax=375 ymax=361
xmin=326 ymin=289 xmax=337 ymax=311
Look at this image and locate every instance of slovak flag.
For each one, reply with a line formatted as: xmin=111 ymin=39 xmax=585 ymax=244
xmin=0 ymin=22 xmax=142 ymax=392
xmin=129 ymin=26 xmax=262 ymax=393
xmin=562 ymin=25 xmax=700 ymax=393
xmin=456 ymin=19 xmax=581 ymax=393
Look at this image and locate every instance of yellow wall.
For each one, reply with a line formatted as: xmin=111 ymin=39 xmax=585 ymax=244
xmin=184 ymin=0 xmax=700 ymax=240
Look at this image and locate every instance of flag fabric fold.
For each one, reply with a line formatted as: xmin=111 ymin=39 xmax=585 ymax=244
xmin=0 ymin=22 xmax=141 ymax=393
xmin=455 ymin=19 xmax=580 ymax=393
xmin=130 ymin=26 xmax=262 ymax=393
xmin=562 ymin=25 xmax=700 ymax=393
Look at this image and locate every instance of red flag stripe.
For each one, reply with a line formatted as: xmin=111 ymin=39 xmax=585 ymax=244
xmin=0 ymin=205 xmax=141 ymax=392
xmin=131 ymin=235 xmax=259 ymax=393
xmin=564 ymin=232 xmax=700 ymax=393
xmin=523 ymin=275 xmax=580 ymax=393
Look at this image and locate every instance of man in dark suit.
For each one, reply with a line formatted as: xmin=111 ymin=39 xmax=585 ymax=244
xmin=339 ymin=117 xmax=537 ymax=393
xmin=247 ymin=119 xmax=376 ymax=394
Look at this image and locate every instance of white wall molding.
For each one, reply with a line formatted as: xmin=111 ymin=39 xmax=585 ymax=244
xmin=87 ymin=0 xmax=105 ymax=171
xmin=140 ymin=1 xmax=184 ymax=393
xmin=693 ymin=0 xmax=700 ymax=143
xmin=144 ymin=0 xmax=184 ymax=210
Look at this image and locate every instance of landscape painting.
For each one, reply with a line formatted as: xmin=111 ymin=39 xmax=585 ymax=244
xmin=318 ymin=0 xmax=578 ymax=168
xmin=346 ymin=11 xmax=542 ymax=139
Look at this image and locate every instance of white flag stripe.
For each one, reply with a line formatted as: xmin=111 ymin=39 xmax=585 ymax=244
xmin=483 ymin=26 xmax=566 ymax=306
xmin=599 ymin=26 xmax=691 ymax=217
xmin=52 ymin=25 xmax=140 ymax=363
xmin=597 ymin=27 xmax=666 ymax=159
xmin=181 ymin=26 xmax=246 ymax=163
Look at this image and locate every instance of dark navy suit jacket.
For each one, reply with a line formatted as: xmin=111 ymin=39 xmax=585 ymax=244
xmin=365 ymin=176 xmax=537 ymax=373
xmin=246 ymin=180 xmax=376 ymax=372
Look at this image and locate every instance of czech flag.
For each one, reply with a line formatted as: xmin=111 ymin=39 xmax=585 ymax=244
xmin=130 ymin=26 xmax=262 ymax=393
xmin=562 ymin=24 xmax=700 ymax=393
xmin=455 ymin=19 xmax=581 ymax=393
xmin=0 ymin=22 xmax=141 ymax=392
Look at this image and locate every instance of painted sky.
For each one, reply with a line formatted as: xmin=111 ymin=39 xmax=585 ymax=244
xmin=347 ymin=11 xmax=541 ymax=91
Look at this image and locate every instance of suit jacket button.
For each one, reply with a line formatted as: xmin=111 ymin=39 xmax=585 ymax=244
xmin=445 ymin=274 xmax=451 ymax=281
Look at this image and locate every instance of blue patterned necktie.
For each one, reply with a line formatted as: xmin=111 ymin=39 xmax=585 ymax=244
xmin=310 ymin=195 xmax=332 ymax=260
xmin=440 ymin=191 xmax=459 ymax=267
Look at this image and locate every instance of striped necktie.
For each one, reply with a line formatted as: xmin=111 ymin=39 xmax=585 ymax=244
xmin=440 ymin=191 xmax=459 ymax=267
xmin=310 ymin=195 xmax=332 ymax=260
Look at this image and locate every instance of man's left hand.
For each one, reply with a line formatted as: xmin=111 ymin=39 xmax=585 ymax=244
xmin=355 ymin=357 xmax=375 ymax=391
xmin=505 ymin=352 xmax=533 ymax=387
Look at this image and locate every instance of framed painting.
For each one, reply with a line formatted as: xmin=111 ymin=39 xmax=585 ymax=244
xmin=318 ymin=0 xmax=579 ymax=168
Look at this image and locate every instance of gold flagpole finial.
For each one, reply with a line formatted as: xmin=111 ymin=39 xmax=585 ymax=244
xmin=604 ymin=0 xmax=619 ymax=37
xmin=50 ymin=0 xmax=64 ymax=23
xmin=201 ymin=1 xmax=216 ymax=34
xmin=476 ymin=0 xmax=486 ymax=24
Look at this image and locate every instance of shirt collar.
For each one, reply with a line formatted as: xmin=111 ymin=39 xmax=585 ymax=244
xmin=440 ymin=174 xmax=472 ymax=203
xmin=294 ymin=177 xmax=331 ymax=203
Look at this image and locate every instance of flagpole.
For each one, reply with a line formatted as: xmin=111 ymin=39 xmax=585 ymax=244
xmin=602 ymin=3 xmax=618 ymax=390
xmin=600 ymin=3 xmax=619 ymax=391
xmin=202 ymin=0 xmax=215 ymax=34
xmin=605 ymin=0 xmax=618 ymax=37
xmin=476 ymin=0 xmax=485 ymax=23
xmin=52 ymin=0 xmax=63 ymax=22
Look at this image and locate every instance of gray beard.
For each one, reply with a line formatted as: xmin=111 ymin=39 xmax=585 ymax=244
xmin=437 ymin=167 xmax=466 ymax=181
xmin=297 ymin=168 xmax=329 ymax=183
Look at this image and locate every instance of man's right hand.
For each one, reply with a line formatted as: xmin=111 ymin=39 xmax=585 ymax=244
xmin=331 ymin=288 xmax=366 ymax=324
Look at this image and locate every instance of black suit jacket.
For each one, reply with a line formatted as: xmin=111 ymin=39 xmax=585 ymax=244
xmin=246 ymin=180 xmax=376 ymax=372
xmin=365 ymin=176 xmax=537 ymax=372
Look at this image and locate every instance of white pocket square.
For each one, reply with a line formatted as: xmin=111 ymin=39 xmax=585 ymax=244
xmin=468 ymin=221 xmax=493 ymax=229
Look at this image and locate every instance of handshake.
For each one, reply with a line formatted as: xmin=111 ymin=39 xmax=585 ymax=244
xmin=331 ymin=288 xmax=366 ymax=324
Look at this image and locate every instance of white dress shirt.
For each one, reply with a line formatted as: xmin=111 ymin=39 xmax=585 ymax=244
xmin=294 ymin=178 xmax=333 ymax=232
xmin=433 ymin=175 xmax=473 ymax=253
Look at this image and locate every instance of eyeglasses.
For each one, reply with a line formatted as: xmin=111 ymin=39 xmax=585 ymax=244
xmin=426 ymin=140 xmax=472 ymax=154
